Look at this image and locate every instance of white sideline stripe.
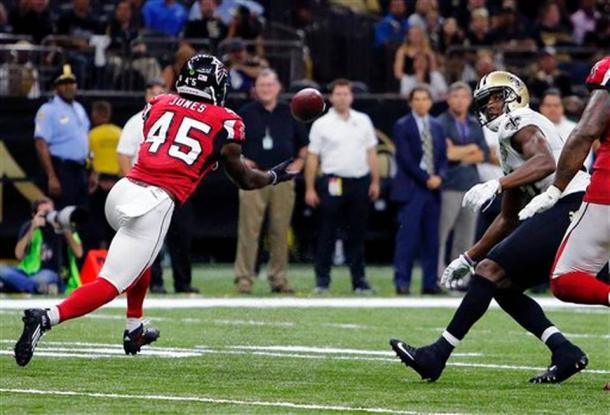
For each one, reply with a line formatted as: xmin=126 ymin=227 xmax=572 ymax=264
xmin=0 ymin=297 xmax=604 ymax=309
xmin=0 ymin=388 xmax=449 ymax=415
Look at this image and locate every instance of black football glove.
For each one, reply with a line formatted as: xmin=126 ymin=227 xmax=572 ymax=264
xmin=269 ymin=158 xmax=298 ymax=185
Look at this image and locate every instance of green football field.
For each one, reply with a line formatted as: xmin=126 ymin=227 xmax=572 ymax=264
xmin=1 ymin=265 xmax=608 ymax=414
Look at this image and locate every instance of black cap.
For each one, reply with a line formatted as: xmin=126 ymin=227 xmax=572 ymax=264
xmin=54 ymin=64 xmax=77 ymax=85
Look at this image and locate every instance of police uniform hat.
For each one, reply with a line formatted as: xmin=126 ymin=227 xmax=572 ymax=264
xmin=54 ymin=64 xmax=77 ymax=86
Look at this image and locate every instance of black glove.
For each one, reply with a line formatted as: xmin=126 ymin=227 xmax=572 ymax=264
xmin=268 ymin=158 xmax=297 ymax=185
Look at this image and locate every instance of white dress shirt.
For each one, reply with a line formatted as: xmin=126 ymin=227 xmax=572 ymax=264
xmin=553 ymin=116 xmax=594 ymax=171
xmin=116 ymin=110 xmax=145 ymax=166
xmin=309 ymin=108 xmax=378 ymax=178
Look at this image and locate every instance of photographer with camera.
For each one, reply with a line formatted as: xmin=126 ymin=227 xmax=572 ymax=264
xmin=0 ymin=198 xmax=83 ymax=294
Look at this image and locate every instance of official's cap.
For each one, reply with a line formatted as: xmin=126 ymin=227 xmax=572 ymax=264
xmin=54 ymin=64 xmax=77 ymax=85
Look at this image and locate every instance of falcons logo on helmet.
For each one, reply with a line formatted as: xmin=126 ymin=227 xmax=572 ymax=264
xmin=586 ymin=56 xmax=610 ymax=91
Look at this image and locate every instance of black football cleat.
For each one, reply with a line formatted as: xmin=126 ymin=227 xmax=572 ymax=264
xmin=14 ymin=308 xmax=51 ymax=367
xmin=390 ymin=338 xmax=446 ymax=382
xmin=123 ymin=323 xmax=160 ymax=355
xmin=530 ymin=345 xmax=588 ymax=384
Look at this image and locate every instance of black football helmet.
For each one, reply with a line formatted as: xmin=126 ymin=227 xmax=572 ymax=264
xmin=175 ymin=54 xmax=229 ymax=106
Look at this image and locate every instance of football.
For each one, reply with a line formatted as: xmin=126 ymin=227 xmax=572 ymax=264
xmin=290 ymin=88 xmax=325 ymax=122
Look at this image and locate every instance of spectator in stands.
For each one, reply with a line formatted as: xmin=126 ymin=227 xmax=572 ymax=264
xmin=0 ymin=40 xmax=41 ymax=98
xmin=465 ymin=7 xmax=493 ymax=46
xmin=331 ymin=0 xmax=381 ymax=14
xmin=162 ymin=43 xmax=196 ymax=91
xmin=0 ymin=198 xmax=82 ymax=295
xmin=528 ymin=47 xmax=572 ymax=98
xmin=570 ymin=0 xmax=600 ymax=45
xmin=190 ymin=0 xmax=265 ymax=26
xmin=469 ymin=50 xmax=497 ymax=90
xmin=374 ymin=0 xmax=408 ymax=92
xmin=391 ymin=85 xmax=446 ymax=295
xmin=399 ymin=51 xmax=447 ymax=103
xmin=228 ymin=5 xmax=265 ymax=57
xmin=444 ymin=50 xmax=477 ymax=86
xmin=393 ymin=25 xmax=435 ymax=82
xmin=88 ymin=101 xmax=121 ymax=249
xmin=107 ymin=1 xmax=162 ymax=87
xmin=488 ymin=3 xmax=537 ymax=50
xmin=116 ymin=80 xmax=175 ymax=294
xmin=424 ymin=6 xmax=443 ymax=46
xmin=436 ymin=17 xmax=464 ymax=53
xmin=107 ymin=1 xmax=139 ymax=50
xmin=128 ymin=0 xmax=145 ymax=28
xmin=183 ymin=0 xmax=228 ymax=49
xmin=535 ymin=0 xmax=573 ymax=47
xmin=0 ymin=3 xmax=7 ymax=33
xmin=305 ymin=78 xmax=379 ymax=294
xmin=455 ymin=0 xmax=487 ymax=30
xmin=539 ymin=89 xmax=575 ymax=140
xmin=234 ymin=69 xmax=308 ymax=294
xmin=221 ymin=37 xmax=268 ymax=94
xmin=583 ymin=15 xmax=610 ymax=48
xmin=34 ymin=65 xmax=94 ymax=209
xmin=142 ymin=0 xmax=187 ymax=36
xmin=56 ymin=0 xmax=103 ymax=88
xmin=8 ymin=0 xmax=53 ymax=44
xmin=407 ymin=0 xmax=437 ymax=30
xmin=56 ymin=0 xmax=101 ymax=41
xmin=437 ymin=82 xmax=488 ymax=280
xmin=374 ymin=0 xmax=408 ymax=49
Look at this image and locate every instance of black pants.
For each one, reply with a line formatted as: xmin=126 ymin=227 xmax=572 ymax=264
xmin=150 ymin=200 xmax=193 ymax=291
xmin=315 ymin=175 xmax=370 ymax=289
xmin=48 ymin=157 xmax=89 ymax=209
xmin=88 ymin=176 xmax=119 ymax=249
xmin=487 ymin=192 xmax=584 ymax=290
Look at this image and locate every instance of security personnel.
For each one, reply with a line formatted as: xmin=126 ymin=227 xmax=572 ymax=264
xmin=34 ymin=64 xmax=94 ymax=209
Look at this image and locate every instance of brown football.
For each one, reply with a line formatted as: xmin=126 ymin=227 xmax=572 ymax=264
xmin=290 ymin=88 xmax=325 ymax=122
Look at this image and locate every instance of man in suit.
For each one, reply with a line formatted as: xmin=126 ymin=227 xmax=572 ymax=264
xmin=392 ymin=85 xmax=448 ymax=295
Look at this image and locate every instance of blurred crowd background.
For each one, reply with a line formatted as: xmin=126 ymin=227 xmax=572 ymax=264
xmin=0 ymin=0 xmax=608 ymax=97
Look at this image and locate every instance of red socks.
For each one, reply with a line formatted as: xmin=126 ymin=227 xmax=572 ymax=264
xmin=126 ymin=268 xmax=151 ymax=319
xmin=57 ymin=278 xmax=119 ymax=323
xmin=551 ymin=271 xmax=610 ymax=306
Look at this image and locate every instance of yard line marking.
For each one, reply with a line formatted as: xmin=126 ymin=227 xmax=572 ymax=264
xmin=223 ymin=345 xmax=483 ymax=357
xmin=212 ymin=319 xmax=295 ymax=328
xmin=511 ymin=331 xmax=610 ymax=340
xmin=0 ymin=388 xmax=462 ymax=415
xmin=0 ymin=350 xmax=116 ymax=359
xmin=0 ymin=297 xmax=604 ymax=310
xmin=1 ymin=340 xmax=608 ymax=375
xmin=323 ymin=323 xmax=370 ymax=330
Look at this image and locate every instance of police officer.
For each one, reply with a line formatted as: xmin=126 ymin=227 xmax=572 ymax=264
xmin=34 ymin=64 xmax=95 ymax=209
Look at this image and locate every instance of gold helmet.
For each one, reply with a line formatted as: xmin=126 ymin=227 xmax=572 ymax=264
xmin=473 ymin=71 xmax=530 ymax=132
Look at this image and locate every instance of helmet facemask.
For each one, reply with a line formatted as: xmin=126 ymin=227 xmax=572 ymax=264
xmin=474 ymin=86 xmax=519 ymax=130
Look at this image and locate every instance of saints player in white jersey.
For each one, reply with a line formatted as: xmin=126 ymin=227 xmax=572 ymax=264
xmin=389 ymin=71 xmax=589 ymax=384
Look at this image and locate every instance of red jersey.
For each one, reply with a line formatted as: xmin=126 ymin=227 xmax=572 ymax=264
xmin=128 ymin=94 xmax=246 ymax=203
xmin=583 ymin=57 xmax=610 ymax=204
xmin=584 ymin=134 xmax=610 ymax=205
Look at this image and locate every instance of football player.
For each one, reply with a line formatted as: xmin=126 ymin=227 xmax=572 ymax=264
xmin=520 ymin=56 xmax=610 ymax=306
xmin=14 ymin=55 xmax=298 ymax=367
xmin=390 ymin=71 xmax=590 ymax=384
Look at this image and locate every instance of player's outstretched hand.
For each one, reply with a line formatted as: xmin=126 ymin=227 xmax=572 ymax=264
xmin=519 ymin=185 xmax=561 ymax=220
xmin=462 ymin=180 xmax=501 ymax=212
xmin=269 ymin=158 xmax=299 ymax=185
xmin=441 ymin=254 xmax=475 ymax=290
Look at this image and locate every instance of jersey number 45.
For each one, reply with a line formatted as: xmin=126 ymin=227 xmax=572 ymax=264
xmin=144 ymin=112 xmax=211 ymax=166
